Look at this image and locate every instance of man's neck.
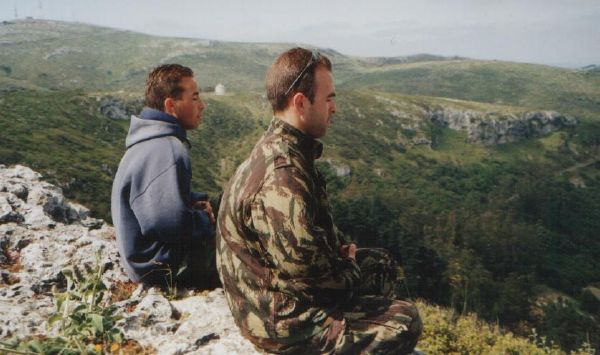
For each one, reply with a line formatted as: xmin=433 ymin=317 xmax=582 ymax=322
xmin=275 ymin=110 xmax=306 ymax=136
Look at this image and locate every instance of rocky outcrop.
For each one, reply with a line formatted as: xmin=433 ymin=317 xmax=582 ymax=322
xmin=581 ymin=64 xmax=600 ymax=72
xmin=98 ymin=96 xmax=143 ymax=120
xmin=0 ymin=165 xmax=258 ymax=354
xmin=374 ymin=95 xmax=576 ymax=146
xmin=428 ymin=108 xmax=577 ymax=145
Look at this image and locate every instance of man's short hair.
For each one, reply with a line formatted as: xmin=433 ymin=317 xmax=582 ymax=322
xmin=145 ymin=64 xmax=194 ymax=111
xmin=266 ymin=47 xmax=332 ymax=113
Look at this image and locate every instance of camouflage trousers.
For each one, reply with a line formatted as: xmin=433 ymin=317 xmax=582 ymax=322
xmin=275 ymin=248 xmax=423 ymax=354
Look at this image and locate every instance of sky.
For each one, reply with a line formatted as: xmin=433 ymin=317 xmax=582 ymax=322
xmin=1 ymin=0 xmax=599 ymax=68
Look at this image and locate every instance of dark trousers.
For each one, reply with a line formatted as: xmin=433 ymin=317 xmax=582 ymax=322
xmin=177 ymin=231 xmax=220 ymax=290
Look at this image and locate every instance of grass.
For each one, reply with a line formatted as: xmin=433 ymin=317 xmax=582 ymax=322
xmin=418 ymin=129 xmax=490 ymax=165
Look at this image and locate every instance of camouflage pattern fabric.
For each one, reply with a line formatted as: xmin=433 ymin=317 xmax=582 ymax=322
xmin=331 ymin=295 xmax=422 ymax=355
xmin=268 ymin=248 xmax=422 ymax=354
xmin=217 ymin=118 xmax=421 ymax=354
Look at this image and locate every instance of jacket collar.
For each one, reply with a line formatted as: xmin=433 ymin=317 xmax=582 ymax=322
xmin=269 ymin=118 xmax=323 ymax=160
xmin=125 ymin=108 xmax=189 ymax=149
xmin=139 ymin=107 xmax=180 ymax=125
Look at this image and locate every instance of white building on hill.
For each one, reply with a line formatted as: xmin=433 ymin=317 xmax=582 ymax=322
xmin=215 ymin=83 xmax=226 ymax=96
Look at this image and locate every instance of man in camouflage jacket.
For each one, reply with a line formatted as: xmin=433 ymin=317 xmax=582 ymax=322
xmin=217 ymin=48 xmax=422 ymax=354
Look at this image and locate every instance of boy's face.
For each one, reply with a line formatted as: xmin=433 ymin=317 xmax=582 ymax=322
xmin=172 ymin=76 xmax=205 ymax=130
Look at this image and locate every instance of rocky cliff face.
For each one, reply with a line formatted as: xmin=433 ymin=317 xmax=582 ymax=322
xmin=375 ymin=95 xmax=577 ymax=147
xmin=428 ymin=108 xmax=577 ymax=145
xmin=0 ymin=165 xmax=258 ymax=354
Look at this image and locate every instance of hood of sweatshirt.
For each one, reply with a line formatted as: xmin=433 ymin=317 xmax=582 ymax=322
xmin=125 ymin=107 xmax=188 ymax=149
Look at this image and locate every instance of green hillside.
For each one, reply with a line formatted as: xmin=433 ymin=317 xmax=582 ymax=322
xmin=338 ymin=60 xmax=600 ymax=122
xmin=1 ymin=19 xmax=599 ymax=353
xmin=0 ymin=19 xmax=286 ymax=92
xmin=4 ymin=18 xmax=598 ymax=119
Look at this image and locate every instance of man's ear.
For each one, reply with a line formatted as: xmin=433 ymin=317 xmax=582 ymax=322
xmin=164 ymin=97 xmax=176 ymax=116
xmin=291 ymin=92 xmax=306 ymax=116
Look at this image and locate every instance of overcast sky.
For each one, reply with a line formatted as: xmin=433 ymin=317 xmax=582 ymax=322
xmin=1 ymin=0 xmax=599 ymax=68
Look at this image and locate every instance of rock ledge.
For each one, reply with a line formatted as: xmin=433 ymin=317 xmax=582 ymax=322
xmin=0 ymin=164 xmax=258 ymax=354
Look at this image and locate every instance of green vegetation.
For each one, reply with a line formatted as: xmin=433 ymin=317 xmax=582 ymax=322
xmin=1 ymin=254 xmax=125 ymax=354
xmin=0 ymin=90 xmax=128 ymax=219
xmin=417 ymin=299 xmax=595 ymax=354
xmin=338 ymin=60 xmax=600 ymax=122
xmin=1 ymin=19 xmax=599 ymax=353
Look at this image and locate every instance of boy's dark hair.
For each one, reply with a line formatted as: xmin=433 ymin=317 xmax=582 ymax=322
xmin=266 ymin=47 xmax=332 ymax=113
xmin=145 ymin=64 xmax=194 ymax=111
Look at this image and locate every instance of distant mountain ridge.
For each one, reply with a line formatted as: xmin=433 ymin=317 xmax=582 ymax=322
xmin=1 ymin=19 xmax=466 ymax=93
xmin=3 ymin=18 xmax=599 ymax=121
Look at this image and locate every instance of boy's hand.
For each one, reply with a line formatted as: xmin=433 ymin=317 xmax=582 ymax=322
xmin=194 ymin=200 xmax=216 ymax=225
xmin=339 ymin=243 xmax=357 ymax=260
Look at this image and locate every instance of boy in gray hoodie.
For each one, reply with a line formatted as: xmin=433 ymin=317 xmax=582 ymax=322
xmin=111 ymin=64 xmax=216 ymax=289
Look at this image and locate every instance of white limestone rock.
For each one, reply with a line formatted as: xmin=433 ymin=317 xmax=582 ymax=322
xmin=0 ymin=193 xmax=22 ymax=223
xmin=0 ymin=164 xmax=257 ymax=354
xmin=118 ymin=288 xmax=259 ymax=355
xmin=428 ymin=108 xmax=577 ymax=145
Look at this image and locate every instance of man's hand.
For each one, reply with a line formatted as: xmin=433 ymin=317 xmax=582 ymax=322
xmin=339 ymin=243 xmax=357 ymax=260
xmin=193 ymin=200 xmax=216 ymax=225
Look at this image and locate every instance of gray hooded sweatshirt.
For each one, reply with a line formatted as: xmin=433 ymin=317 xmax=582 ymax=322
xmin=111 ymin=108 xmax=213 ymax=285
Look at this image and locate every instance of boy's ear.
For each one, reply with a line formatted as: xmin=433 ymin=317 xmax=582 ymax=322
xmin=164 ymin=97 xmax=175 ymax=115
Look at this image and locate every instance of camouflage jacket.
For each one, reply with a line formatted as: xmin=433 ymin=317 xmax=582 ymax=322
xmin=217 ymin=118 xmax=361 ymax=349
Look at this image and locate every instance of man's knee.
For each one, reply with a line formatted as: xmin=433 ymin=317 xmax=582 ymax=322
xmin=344 ymin=298 xmax=423 ymax=354
xmin=376 ymin=299 xmax=423 ymax=354
xmin=392 ymin=299 xmax=422 ymax=329
xmin=406 ymin=301 xmax=423 ymax=339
